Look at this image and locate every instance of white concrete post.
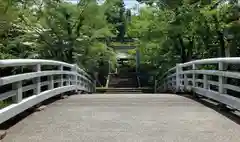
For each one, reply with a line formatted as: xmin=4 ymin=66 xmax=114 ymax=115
xmin=34 ymin=64 xmax=41 ymax=95
xmin=184 ymin=74 xmax=188 ymax=90
xmin=93 ymin=80 xmax=96 ymax=92
xmin=58 ymin=65 xmax=63 ymax=87
xmin=79 ymin=77 xmax=81 ymax=87
xmin=84 ymin=79 xmax=87 ymax=90
xmin=89 ymin=82 xmax=92 ymax=93
xmin=77 ymin=76 xmax=80 ymax=86
xmin=192 ymin=64 xmax=196 ymax=88
xmin=12 ymin=81 xmax=22 ymax=103
xmin=72 ymin=65 xmax=77 ymax=85
xmin=48 ymin=75 xmax=54 ymax=90
xmin=67 ymin=75 xmax=71 ymax=86
xmin=218 ymin=62 xmax=226 ymax=94
xmin=89 ymin=81 xmax=91 ymax=93
xmin=82 ymin=79 xmax=85 ymax=90
xmin=176 ymin=64 xmax=181 ymax=92
xmin=85 ymin=80 xmax=88 ymax=92
xmin=88 ymin=81 xmax=90 ymax=92
xmin=203 ymin=74 xmax=208 ymax=90
xmin=72 ymin=64 xmax=78 ymax=93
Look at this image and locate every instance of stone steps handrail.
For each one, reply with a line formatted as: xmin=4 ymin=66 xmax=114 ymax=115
xmin=0 ymin=59 xmax=95 ymax=124
xmin=157 ymin=57 xmax=240 ymax=111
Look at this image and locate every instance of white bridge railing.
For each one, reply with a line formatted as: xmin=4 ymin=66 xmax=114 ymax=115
xmin=0 ymin=59 xmax=95 ymax=124
xmin=157 ymin=57 xmax=240 ymax=111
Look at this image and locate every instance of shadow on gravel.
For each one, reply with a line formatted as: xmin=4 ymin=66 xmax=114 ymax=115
xmin=0 ymin=91 xmax=77 ymax=130
xmin=178 ymin=93 xmax=240 ymax=125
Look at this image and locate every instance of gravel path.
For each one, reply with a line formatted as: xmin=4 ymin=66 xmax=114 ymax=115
xmin=3 ymin=94 xmax=240 ymax=142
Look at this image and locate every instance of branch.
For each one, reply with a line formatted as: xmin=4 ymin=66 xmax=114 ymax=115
xmin=45 ymin=17 xmax=63 ymax=42
xmin=20 ymin=16 xmax=53 ymax=47
xmin=71 ymin=2 xmax=88 ymax=31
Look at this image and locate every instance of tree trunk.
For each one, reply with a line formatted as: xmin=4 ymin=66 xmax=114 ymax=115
xmin=217 ymin=31 xmax=225 ymax=57
xmin=187 ymin=39 xmax=193 ymax=61
xmin=68 ymin=47 xmax=74 ymax=63
xmin=178 ymin=35 xmax=187 ymax=63
xmin=65 ymin=13 xmax=74 ymax=63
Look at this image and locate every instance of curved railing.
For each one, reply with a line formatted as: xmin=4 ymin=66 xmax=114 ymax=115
xmin=0 ymin=59 xmax=95 ymax=124
xmin=157 ymin=57 xmax=240 ymax=111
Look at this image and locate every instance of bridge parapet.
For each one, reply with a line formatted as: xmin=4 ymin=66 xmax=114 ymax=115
xmin=0 ymin=59 xmax=95 ymax=124
xmin=157 ymin=57 xmax=240 ymax=111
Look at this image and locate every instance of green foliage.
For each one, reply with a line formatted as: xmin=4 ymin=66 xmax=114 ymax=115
xmin=2 ymin=0 xmax=240 ymax=82
xmin=104 ymin=0 xmax=130 ymax=40
xmin=128 ymin=0 xmax=240 ymax=77
xmin=0 ymin=100 xmax=11 ymax=109
xmin=0 ymin=0 xmax=117 ymax=77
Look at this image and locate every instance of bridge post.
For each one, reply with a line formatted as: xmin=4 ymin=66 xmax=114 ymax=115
xmin=203 ymin=74 xmax=208 ymax=90
xmin=66 ymin=67 xmax=72 ymax=86
xmin=176 ymin=64 xmax=182 ymax=93
xmin=0 ymin=59 xmax=94 ymax=124
xmin=192 ymin=64 xmax=196 ymax=88
xmin=48 ymin=76 xmax=54 ymax=90
xmin=218 ymin=62 xmax=226 ymax=94
xmin=72 ymin=64 xmax=78 ymax=93
xmin=184 ymin=74 xmax=188 ymax=91
xmin=34 ymin=64 xmax=41 ymax=95
xmin=58 ymin=65 xmax=63 ymax=87
xmin=12 ymin=81 xmax=22 ymax=103
xmin=67 ymin=75 xmax=71 ymax=86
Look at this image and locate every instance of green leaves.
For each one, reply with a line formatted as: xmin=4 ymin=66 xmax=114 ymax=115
xmin=127 ymin=0 xmax=240 ymax=76
xmin=0 ymin=0 xmax=117 ymax=76
xmin=104 ymin=0 xmax=128 ymax=40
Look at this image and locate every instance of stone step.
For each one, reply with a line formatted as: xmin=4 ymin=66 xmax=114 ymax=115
xmin=104 ymin=88 xmax=142 ymax=94
xmin=105 ymin=92 xmax=142 ymax=94
xmin=96 ymin=87 xmax=153 ymax=93
xmin=107 ymin=72 xmax=139 ymax=88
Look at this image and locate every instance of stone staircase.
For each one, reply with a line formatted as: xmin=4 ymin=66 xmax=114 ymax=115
xmin=104 ymin=88 xmax=142 ymax=94
xmin=105 ymin=71 xmax=141 ymax=94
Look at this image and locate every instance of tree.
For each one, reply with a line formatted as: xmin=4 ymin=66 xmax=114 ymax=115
xmin=104 ymin=0 xmax=128 ymax=41
xmin=136 ymin=0 xmax=182 ymax=8
xmin=0 ymin=0 xmax=117 ymax=78
xmin=127 ymin=0 xmax=240 ymax=78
